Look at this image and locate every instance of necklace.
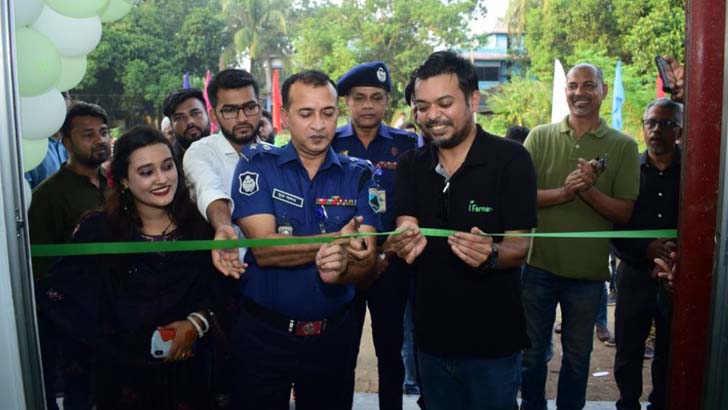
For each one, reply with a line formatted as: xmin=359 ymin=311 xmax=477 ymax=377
xmin=141 ymin=217 xmax=175 ymax=240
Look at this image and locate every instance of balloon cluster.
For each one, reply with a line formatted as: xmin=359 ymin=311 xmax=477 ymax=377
xmin=15 ymin=0 xmax=133 ymax=171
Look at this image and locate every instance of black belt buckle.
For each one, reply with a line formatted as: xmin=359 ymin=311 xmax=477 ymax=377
xmin=291 ymin=319 xmax=327 ymax=336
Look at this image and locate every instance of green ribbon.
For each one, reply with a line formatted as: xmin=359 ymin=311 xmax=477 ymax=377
xmin=30 ymin=229 xmax=677 ymax=258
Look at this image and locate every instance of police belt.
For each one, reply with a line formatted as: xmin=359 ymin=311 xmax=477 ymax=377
xmin=242 ymin=297 xmax=350 ymax=337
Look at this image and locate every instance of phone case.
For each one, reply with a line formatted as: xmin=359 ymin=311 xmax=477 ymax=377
xmin=150 ymin=328 xmax=175 ymax=358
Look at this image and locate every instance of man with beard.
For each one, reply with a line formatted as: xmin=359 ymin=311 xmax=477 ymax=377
xmin=184 ymin=69 xmax=263 ymax=272
xmin=28 ymin=101 xmax=112 ymax=410
xmin=610 ymin=98 xmax=682 ymax=410
xmin=520 ymin=63 xmax=640 ymax=410
xmin=385 ymin=51 xmax=538 ymax=409
xmin=162 ymin=88 xmax=211 ymax=164
xmin=333 ymin=61 xmax=417 ymax=410
xmin=220 ymin=70 xmax=379 ymax=409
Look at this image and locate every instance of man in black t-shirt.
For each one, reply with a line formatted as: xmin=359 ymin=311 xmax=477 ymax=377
xmin=385 ymin=51 xmax=537 ymax=409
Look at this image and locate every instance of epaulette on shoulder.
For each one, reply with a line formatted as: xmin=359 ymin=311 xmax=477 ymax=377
xmin=389 ymin=127 xmax=417 ymax=140
xmin=242 ymin=142 xmax=280 ymax=161
xmin=340 ymin=154 xmax=375 ymax=173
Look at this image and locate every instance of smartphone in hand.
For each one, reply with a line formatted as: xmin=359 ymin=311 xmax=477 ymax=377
xmin=655 ymin=56 xmax=675 ymax=93
xmin=151 ymin=328 xmax=175 ymax=358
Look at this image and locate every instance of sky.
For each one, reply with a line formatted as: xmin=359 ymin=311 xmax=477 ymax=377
xmin=469 ymin=0 xmax=509 ymax=35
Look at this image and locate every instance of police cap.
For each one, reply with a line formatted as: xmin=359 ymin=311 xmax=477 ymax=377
xmin=337 ymin=61 xmax=392 ymax=96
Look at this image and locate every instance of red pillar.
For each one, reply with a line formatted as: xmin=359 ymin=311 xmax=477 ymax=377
xmin=671 ymin=1 xmax=725 ymax=408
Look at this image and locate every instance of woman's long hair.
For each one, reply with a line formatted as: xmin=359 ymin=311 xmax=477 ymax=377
xmin=103 ymin=126 xmax=200 ymax=241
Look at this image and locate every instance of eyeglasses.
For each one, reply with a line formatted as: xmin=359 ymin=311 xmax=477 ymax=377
xmin=642 ymin=119 xmax=680 ymax=129
xmin=218 ymin=103 xmax=261 ymax=119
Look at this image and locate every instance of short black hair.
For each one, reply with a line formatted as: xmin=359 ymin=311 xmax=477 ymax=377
xmin=281 ymin=70 xmax=337 ymax=110
xmin=411 ymin=50 xmax=480 ymax=102
xmin=60 ymin=101 xmax=109 ymax=138
xmin=261 ymin=109 xmax=273 ymax=121
xmin=208 ymin=69 xmax=259 ymax=108
xmin=505 ymin=126 xmax=530 ymax=143
xmin=162 ymin=88 xmax=206 ymax=118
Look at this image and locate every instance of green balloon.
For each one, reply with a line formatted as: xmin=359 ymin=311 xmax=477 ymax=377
xmin=22 ymin=138 xmax=50 ymax=172
xmin=56 ymin=55 xmax=87 ymax=91
xmin=45 ymin=0 xmax=111 ymax=18
xmin=100 ymin=0 xmax=132 ymax=23
xmin=17 ymin=27 xmax=62 ymax=97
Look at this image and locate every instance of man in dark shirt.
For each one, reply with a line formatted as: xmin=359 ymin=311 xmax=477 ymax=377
xmin=162 ymin=88 xmax=211 ymax=164
xmin=611 ymin=98 xmax=682 ymax=410
xmin=29 ymin=101 xmax=111 ymax=410
xmin=386 ymin=51 xmax=537 ymax=409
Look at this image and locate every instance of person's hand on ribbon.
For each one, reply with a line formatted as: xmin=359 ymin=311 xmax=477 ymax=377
xmin=316 ymin=239 xmax=349 ymax=284
xmin=385 ymin=219 xmax=427 ymax=264
xmin=448 ymin=227 xmax=495 ymax=268
xmin=212 ymin=224 xmax=247 ymax=279
xmin=341 ymin=216 xmax=375 ymax=262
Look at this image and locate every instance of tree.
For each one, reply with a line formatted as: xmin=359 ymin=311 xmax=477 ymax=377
xmin=220 ymin=0 xmax=290 ymax=83
xmin=74 ymin=0 xmax=228 ymax=125
xmin=291 ymin=0 xmax=484 ymax=110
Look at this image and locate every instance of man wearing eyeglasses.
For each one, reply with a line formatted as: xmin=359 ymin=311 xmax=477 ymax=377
xmin=520 ymin=63 xmax=640 ymax=410
xmin=333 ymin=61 xmax=417 ymax=410
xmin=162 ymin=88 xmax=211 ymax=165
xmin=184 ymin=69 xmax=263 ymax=275
xmin=610 ymin=98 xmax=682 ymax=410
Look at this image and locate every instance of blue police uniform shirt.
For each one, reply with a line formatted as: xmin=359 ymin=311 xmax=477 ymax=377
xmin=231 ymin=142 xmax=382 ymax=320
xmin=333 ymin=123 xmax=417 ymax=230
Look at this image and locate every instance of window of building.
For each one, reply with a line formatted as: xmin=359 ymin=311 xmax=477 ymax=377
xmin=476 ymin=66 xmax=500 ymax=82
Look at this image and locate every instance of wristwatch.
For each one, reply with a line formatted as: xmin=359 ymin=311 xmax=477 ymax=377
xmin=480 ymin=242 xmax=499 ymax=270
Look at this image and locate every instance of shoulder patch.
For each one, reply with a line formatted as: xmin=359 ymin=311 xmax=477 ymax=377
xmin=238 ymin=172 xmax=259 ymax=196
xmin=242 ymin=142 xmax=281 ymax=160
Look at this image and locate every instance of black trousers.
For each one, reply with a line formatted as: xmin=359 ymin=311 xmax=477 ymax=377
xmin=614 ymin=262 xmax=671 ymax=410
xmin=345 ymin=259 xmax=410 ymax=410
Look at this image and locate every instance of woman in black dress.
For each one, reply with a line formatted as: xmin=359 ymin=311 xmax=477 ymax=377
xmin=38 ymin=126 xmax=224 ymax=409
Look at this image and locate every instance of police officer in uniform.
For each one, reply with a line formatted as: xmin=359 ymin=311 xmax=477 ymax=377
xmin=220 ymin=70 xmax=380 ymax=410
xmin=334 ymin=61 xmax=417 ymax=410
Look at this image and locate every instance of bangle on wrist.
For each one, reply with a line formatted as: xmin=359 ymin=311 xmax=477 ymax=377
xmin=187 ymin=317 xmax=204 ymax=338
xmin=188 ymin=312 xmax=210 ymax=333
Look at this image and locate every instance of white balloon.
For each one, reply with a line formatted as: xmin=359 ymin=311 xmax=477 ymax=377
xmin=23 ymin=178 xmax=33 ymax=211
xmin=56 ymin=55 xmax=88 ymax=91
xmin=20 ymin=88 xmax=67 ymax=140
xmin=31 ymin=6 xmax=102 ymax=57
xmin=14 ymin=0 xmax=44 ymax=26
xmin=100 ymin=0 xmax=133 ymax=23
xmin=21 ymin=139 xmax=49 ymax=173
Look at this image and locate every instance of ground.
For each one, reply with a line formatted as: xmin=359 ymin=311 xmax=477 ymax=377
xmin=354 ymin=304 xmax=653 ymax=403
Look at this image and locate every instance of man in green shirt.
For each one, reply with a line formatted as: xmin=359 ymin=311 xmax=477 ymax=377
xmin=521 ymin=63 xmax=640 ymax=410
xmin=28 ymin=101 xmax=111 ymax=410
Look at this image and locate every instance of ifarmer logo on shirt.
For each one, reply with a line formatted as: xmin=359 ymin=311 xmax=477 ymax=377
xmin=468 ymin=200 xmax=493 ymax=213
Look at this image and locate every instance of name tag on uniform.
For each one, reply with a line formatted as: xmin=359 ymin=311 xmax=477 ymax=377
xmin=272 ymin=189 xmax=304 ymax=208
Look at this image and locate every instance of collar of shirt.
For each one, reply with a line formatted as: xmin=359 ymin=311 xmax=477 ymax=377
xmin=425 ymin=124 xmax=491 ymax=170
xmin=275 ymin=141 xmax=343 ymax=172
xmin=336 ymin=122 xmax=394 ymax=140
xmin=640 ymin=144 xmax=681 ymax=169
xmin=560 ymin=115 xmax=610 ymax=139
xmin=210 ymin=132 xmax=240 ymax=157
xmin=58 ymin=163 xmax=108 ymax=189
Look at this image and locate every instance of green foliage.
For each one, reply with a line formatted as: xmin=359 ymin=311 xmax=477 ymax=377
xmin=481 ymin=0 xmax=685 ymax=151
xmin=291 ymin=0 xmax=482 ymax=108
xmin=74 ymin=0 xmax=228 ymax=125
xmin=478 ymin=75 xmax=551 ymax=136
